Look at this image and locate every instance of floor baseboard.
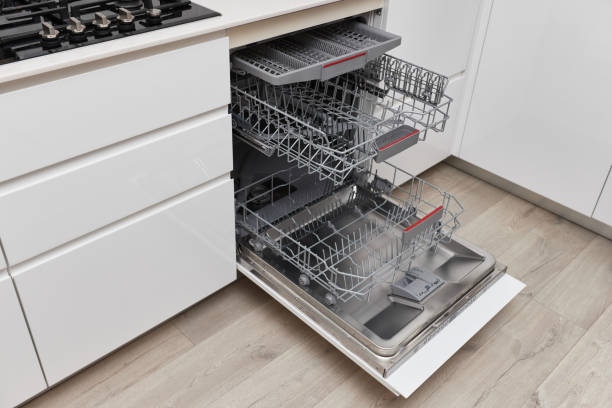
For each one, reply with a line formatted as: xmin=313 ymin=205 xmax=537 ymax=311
xmin=445 ymin=156 xmax=612 ymax=241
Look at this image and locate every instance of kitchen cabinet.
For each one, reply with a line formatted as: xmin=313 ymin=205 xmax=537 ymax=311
xmin=0 ymin=270 xmax=47 ymax=408
xmin=459 ymin=0 xmax=612 ymax=216
xmin=593 ymin=167 xmax=612 ymax=225
xmin=13 ymin=178 xmax=236 ymax=385
xmin=0 ymin=112 xmax=231 ymax=266
xmin=385 ymin=0 xmax=481 ymax=76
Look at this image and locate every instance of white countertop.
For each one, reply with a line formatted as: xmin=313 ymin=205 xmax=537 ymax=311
xmin=0 ymin=0 xmax=339 ymax=85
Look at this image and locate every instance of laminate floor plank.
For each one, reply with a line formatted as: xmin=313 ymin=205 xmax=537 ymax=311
xmin=173 ymin=278 xmax=268 ymax=345
xmin=22 ymin=164 xmax=612 ymax=408
xmin=524 ymin=303 xmax=612 ymax=408
xmin=534 ymin=236 xmax=612 ymax=330
xmin=207 ymin=333 xmax=359 ymax=408
xmin=96 ymin=300 xmax=313 ymax=408
xmin=24 ymin=322 xmax=193 ymax=408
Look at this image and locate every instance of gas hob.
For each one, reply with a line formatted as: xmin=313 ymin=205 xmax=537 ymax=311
xmin=0 ymin=0 xmax=220 ymax=64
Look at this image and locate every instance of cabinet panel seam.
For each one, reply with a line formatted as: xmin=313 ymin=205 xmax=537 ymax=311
xmin=591 ymin=165 xmax=612 ymax=217
xmin=0 ymin=238 xmax=49 ymax=387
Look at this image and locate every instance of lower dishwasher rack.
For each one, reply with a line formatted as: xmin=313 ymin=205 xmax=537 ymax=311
xmin=230 ymin=54 xmax=452 ymax=185
xmin=234 ymin=151 xmax=525 ymax=397
xmin=235 ymin=161 xmax=463 ymax=305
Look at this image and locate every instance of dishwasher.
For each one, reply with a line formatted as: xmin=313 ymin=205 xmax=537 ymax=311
xmin=229 ymin=14 xmax=524 ymax=398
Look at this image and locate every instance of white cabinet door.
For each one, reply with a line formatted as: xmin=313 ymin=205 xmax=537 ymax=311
xmin=0 ymin=36 xmax=230 ymax=183
xmin=385 ymin=0 xmax=481 ymax=76
xmin=12 ymin=178 xmax=236 ymax=385
xmin=0 ymin=270 xmax=47 ymax=408
xmin=459 ymin=0 xmax=612 ymax=216
xmin=593 ymin=167 xmax=612 ymax=226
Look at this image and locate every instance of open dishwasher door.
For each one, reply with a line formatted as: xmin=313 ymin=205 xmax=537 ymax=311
xmin=237 ymin=260 xmax=523 ymax=398
xmin=233 ymin=147 xmax=524 ymax=398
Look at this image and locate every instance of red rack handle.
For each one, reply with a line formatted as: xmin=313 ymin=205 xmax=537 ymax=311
xmin=374 ymin=125 xmax=420 ymax=163
xmin=404 ymin=206 xmax=443 ymax=232
xmin=323 ymin=52 xmax=367 ymax=68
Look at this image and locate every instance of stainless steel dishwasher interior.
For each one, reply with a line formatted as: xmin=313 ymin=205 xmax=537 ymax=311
xmin=234 ymin=145 xmax=504 ymax=377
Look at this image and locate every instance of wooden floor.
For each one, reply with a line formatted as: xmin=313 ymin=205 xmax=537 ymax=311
xmin=23 ymin=163 xmax=612 ymax=408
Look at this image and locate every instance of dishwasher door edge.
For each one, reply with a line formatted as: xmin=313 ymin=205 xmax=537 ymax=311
xmin=236 ymin=261 xmax=524 ymax=398
xmin=384 ymin=272 xmax=524 ymax=397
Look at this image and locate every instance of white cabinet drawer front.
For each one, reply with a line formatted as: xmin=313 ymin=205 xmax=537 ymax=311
xmin=0 ymin=112 xmax=231 ymax=265
xmin=13 ymin=178 xmax=236 ymax=385
xmin=0 ymin=36 xmax=229 ymax=182
xmin=0 ymin=272 xmax=47 ymax=408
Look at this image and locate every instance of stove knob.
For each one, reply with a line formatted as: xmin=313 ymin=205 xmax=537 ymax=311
xmin=66 ymin=17 xmax=87 ymax=43
xmin=92 ymin=12 xmax=112 ymax=37
xmin=143 ymin=0 xmax=162 ymax=25
xmin=145 ymin=8 xmax=162 ymax=26
xmin=39 ymin=21 xmax=62 ymax=49
xmin=116 ymin=8 xmax=136 ymax=32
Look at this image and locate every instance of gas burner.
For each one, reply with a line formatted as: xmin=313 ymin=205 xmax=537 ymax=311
xmin=0 ymin=0 xmax=220 ymax=65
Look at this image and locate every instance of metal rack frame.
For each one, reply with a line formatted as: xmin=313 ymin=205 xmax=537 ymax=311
xmin=363 ymin=54 xmax=449 ymax=105
xmin=231 ymin=54 xmax=452 ymax=185
xmin=235 ymin=161 xmax=463 ymax=303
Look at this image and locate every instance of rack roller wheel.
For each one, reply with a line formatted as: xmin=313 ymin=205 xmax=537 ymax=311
xmin=249 ymin=238 xmax=266 ymax=253
xmin=324 ymin=293 xmax=337 ymax=307
xmin=298 ymin=274 xmax=310 ymax=286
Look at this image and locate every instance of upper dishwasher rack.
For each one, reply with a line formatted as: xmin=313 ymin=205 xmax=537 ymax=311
xmin=231 ymin=20 xmax=401 ymax=85
xmin=231 ymin=54 xmax=452 ymax=185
